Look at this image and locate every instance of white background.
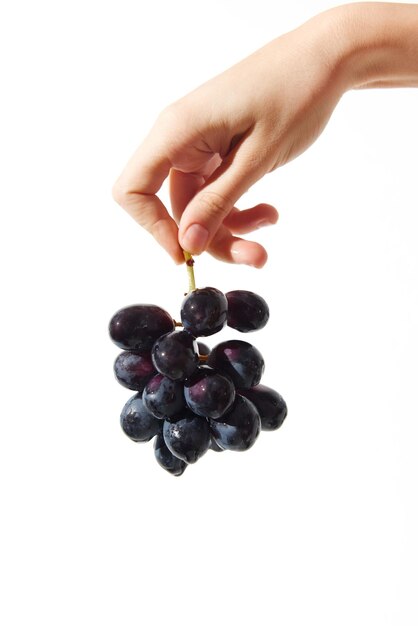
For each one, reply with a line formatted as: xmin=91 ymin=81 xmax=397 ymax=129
xmin=1 ymin=1 xmax=417 ymax=624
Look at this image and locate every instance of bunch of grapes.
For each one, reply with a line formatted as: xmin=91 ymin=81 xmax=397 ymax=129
xmin=109 ymin=272 xmax=287 ymax=476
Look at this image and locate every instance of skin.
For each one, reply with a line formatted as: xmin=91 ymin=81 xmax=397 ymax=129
xmin=112 ymin=2 xmax=418 ymax=268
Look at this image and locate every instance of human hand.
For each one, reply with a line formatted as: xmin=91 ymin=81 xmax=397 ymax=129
xmin=112 ymin=3 xmax=418 ymax=266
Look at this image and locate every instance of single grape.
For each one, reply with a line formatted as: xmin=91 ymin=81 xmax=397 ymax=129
xmin=154 ymin=432 xmax=187 ymax=476
xmin=152 ymin=329 xmax=198 ymax=381
xmin=109 ymin=304 xmax=174 ymax=351
xmin=184 ymin=366 xmax=235 ymax=419
xmin=208 ymin=340 xmax=265 ymax=389
xmin=239 ymin=385 xmax=287 ymax=431
xmin=163 ymin=412 xmax=210 ymax=463
xmin=143 ymin=374 xmax=185 ymax=419
xmin=181 ymin=287 xmax=228 ymax=337
xmin=226 ymin=290 xmax=269 ymax=332
xmin=209 ymin=395 xmax=261 ymax=451
xmin=113 ymin=351 xmax=156 ymax=391
xmin=120 ymin=393 xmax=161 ymax=442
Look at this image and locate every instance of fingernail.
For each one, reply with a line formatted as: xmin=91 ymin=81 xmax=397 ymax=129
xmin=181 ymin=224 xmax=209 ymax=254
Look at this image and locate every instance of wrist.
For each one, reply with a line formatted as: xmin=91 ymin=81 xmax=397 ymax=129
xmin=329 ymin=2 xmax=418 ymax=89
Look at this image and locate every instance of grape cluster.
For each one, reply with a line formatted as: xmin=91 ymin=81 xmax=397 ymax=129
xmin=109 ymin=288 xmax=287 ymax=476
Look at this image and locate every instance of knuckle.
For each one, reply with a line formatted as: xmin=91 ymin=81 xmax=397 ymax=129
xmin=154 ymin=102 xmax=191 ymax=158
xmin=197 ymin=190 xmax=233 ymax=218
xmin=156 ymin=101 xmax=184 ymax=129
xmin=111 ymin=179 xmax=128 ymax=206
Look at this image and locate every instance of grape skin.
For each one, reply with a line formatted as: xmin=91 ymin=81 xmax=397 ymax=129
xmin=163 ymin=412 xmax=210 ymax=464
xmin=109 ymin=304 xmax=174 ymax=351
xmin=142 ymin=374 xmax=185 ymax=420
xmin=226 ymin=290 xmax=269 ymax=333
xmin=239 ymin=385 xmax=288 ymax=431
xmin=154 ymin=432 xmax=187 ymax=476
xmin=209 ymin=395 xmax=261 ymax=451
xmin=152 ymin=330 xmax=199 ymax=381
xmin=209 ymin=437 xmax=224 ymax=452
xmin=181 ymin=287 xmax=227 ymax=337
xmin=184 ymin=366 xmax=235 ymax=419
xmin=120 ymin=393 xmax=161 ymax=442
xmin=114 ymin=351 xmax=156 ymax=391
xmin=208 ymin=340 xmax=265 ymax=389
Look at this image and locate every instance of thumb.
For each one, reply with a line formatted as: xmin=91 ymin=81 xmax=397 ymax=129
xmin=178 ymin=137 xmax=266 ymax=254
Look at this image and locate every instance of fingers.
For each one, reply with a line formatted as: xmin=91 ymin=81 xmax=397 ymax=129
xmin=112 ymin=138 xmax=184 ymax=264
xmin=170 ymin=161 xmax=270 ymax=267
xmin=169 ymin=169 xmax=206 ymax=224
xmin=178 ymin=134 xmax=269 ymax=254
xmin=120 ymin=193 xmax=184 ymax=264
xmin=170 ymin=171 xmax=278 ymax=235
xmin=113 ymin=118 xmax=275 ymax=266
xmin=223 ymin=204 xmax=278 ymax=234
xmin=207 ymin=225 xmax=268 ymax=268
xmin=170 ymin=168 xmax=277 ymax=266
xmin=169 ymin=156 xmax=223 ymax=223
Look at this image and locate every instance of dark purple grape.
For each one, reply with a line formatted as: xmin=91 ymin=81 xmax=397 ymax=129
xmin=239 ymin=385 xmax=287 ymax=431
xmin=209 ymin=395 xmax=261 ymax=451
xmin=143 ymin=374 xmax=185 ymax=419
xmin=120 ymin=393 xmax=161 ymax=442
xmin=226 ymin=290 xmax=269 ymax=332
xmin=207 ymin=340 xmax=264 ymax=389
xmin=197 ymin=342 xmax=210 ymax=356
xmin=113 ymin=351 xmax=156 ymax=391
xmin=181 ymin=287 xmax=227 ymax=337
xmin=184 ymin=366 xmax=235 ymax=419
xmin=152 ymin=330 xmax=198 ymax=381
xmin=109 ymin=304 xmax=174 ymax=351
xmin=154 ymin=432 xmax=187 ymax=476
xmin=163 ymin=412 xmax=210 ymax=463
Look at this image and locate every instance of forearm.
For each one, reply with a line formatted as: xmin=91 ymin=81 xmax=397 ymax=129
xmin=334 ymin=2 xmax=418 ymax=89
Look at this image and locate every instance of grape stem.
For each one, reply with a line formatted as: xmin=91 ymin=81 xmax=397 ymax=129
xmin=183 ymin=250 xmax=196 ymax=293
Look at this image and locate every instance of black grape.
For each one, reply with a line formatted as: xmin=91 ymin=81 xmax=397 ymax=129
xmin=209 ymin=395 xmax=261 ymax=451
xmin=226 ymin=290 xmax=269 ymax=332
xmin=142 ymin=374 xmax=185 ymax=419
xmin=120 ymin=393 xmax=161 ymax=442
xmin=184 ymin=366 xmax=235 ymax=419
xmin=181 ymin=287 xmax=227 ymax=337
xmin=163 ymin=412 xmax=210 ymax=463
xmin=208 ymin=340 xmax=264 ymax=389
xmin=154 ymin=432 xmax=187 ymax=476
xmin=109 ymin=304 xmax=174 ymax=351
xmin=114 ymin=351 xmax=156 ymax=391
xmin=239 ymin=385 xmax=287 ymax=431
xmin=152 ymin=329 xmax=199 ymax=381
xmin=110 ymin=278 xmax=287 ymax=475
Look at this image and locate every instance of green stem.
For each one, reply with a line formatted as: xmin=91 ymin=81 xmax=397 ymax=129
xmin=183 ymin=250 xmax=196 ymax=293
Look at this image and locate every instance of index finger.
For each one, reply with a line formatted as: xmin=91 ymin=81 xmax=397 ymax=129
xmin=112 ymin=135 xmax=183 ymax=264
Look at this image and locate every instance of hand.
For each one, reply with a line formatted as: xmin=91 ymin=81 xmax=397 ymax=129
xmin=112 ymin=3 xmax=418 ymax=266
